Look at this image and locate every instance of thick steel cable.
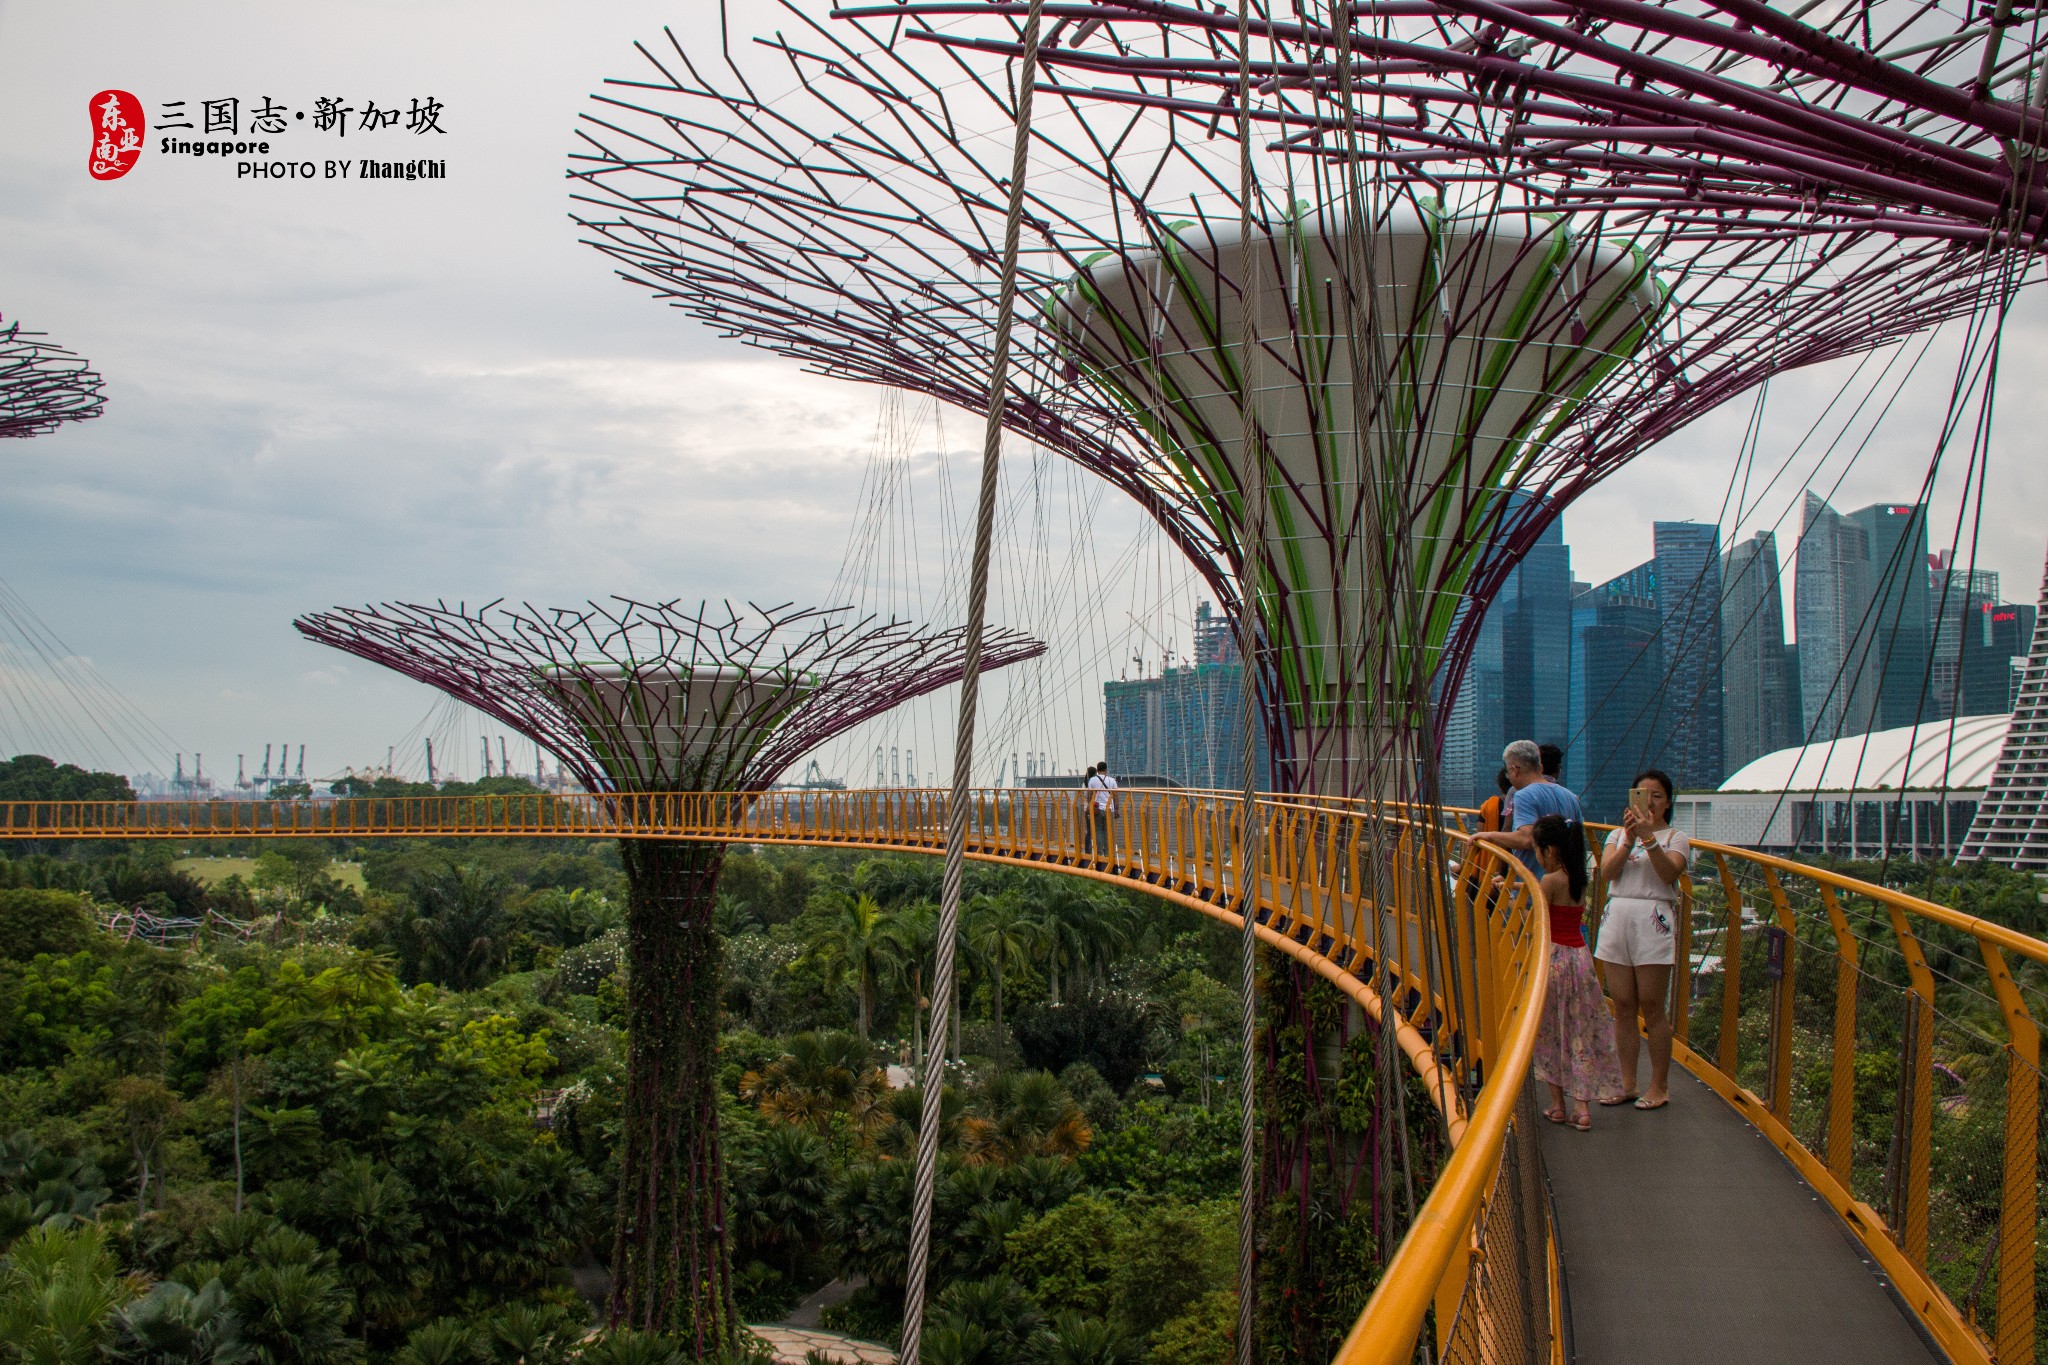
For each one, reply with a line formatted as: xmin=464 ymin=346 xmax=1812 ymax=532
xmin=899 ymin=3 xmax=1043 ymax=1359
xmin=1231 ymin=8 xmax=1267 ymax=1364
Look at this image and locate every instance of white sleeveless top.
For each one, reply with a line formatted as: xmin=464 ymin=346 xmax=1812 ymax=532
xmin=1602 ymin=827 xmax=1690 ymax=903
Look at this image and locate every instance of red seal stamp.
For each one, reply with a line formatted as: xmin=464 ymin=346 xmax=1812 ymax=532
xmin=89 ymin=90 xmax=144 ymax=180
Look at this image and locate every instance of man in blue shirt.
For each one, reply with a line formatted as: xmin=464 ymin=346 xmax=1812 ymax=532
xmin=1472 ymin=739 xmax=1582 ymax=877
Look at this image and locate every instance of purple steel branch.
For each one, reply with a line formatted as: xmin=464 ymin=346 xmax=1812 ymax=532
xmin=295 ymin=597 xmax=1046 ymax=793
xmin=565 ymin=1 xmax=2019 ymax=767
xmin=0 ymin=318 xmax=106 ymax=439
xmin=876 ymin=0 xmax=2048 ymax=250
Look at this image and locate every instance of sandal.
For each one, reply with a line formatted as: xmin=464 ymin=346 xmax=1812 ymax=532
xmin=1542 ymin=1106 xmax=1568 ymax=1125
xmin=1598 ymin=1094 xmax=1640 ymax=1107
xmin=1571 ymin=1113 xmax=1592 ymax=1132
xmin=1634 ymin=1095 xmax=1670 ymax=1111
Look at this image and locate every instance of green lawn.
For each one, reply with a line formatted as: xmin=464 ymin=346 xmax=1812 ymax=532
xmin=175 ymin=855 xmax=367 ymax=893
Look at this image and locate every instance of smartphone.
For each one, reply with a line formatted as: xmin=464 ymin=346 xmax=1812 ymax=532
xmin=1628 ymin=785 xmax=1652 ymax=818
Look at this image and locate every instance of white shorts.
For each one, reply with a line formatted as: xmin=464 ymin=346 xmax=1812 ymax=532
xmin=1595 ymin=896 xmax=1677 ymax=969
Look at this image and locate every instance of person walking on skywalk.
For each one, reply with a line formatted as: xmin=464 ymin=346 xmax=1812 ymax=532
xmin=1084 ymin=761 xmax=1119 ymax=869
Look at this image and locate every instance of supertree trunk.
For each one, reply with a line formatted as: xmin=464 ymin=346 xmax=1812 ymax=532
xmin=1255 ymin=962 xmax=1383 ymax=1365
xmin=609 ymin=837 xmax=736 ymax=1353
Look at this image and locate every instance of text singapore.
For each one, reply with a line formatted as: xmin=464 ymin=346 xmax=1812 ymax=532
xmin=161 ymin=137 xmax=274 ymax=157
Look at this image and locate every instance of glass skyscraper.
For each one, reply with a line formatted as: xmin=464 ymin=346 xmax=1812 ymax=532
xmin=1438 ymin=518 xmax=1572 ymax=807
xmin=1796 ymin=493 xmax=1876 ymax=739
xmin=1721 ymin=530 xmax=1802 ymax=773
xmin=1567 ymin=562 xmax=1667 ymax=823
xmin=1850 ymin=501 xmax=1933 ymax=731
xmin=1925 ymin=557 xmax=2034 ymax=719
xmin=1931 ymin=561 xmax=1999 ymax=718
xmin=1652 ymin=521 xmax=1724 ymax=788
xmin=1103 ymin=601 xmax=1271 ymax=788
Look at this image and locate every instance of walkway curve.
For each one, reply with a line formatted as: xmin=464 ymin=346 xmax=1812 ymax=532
xmin=19 ymin=789 xmax=2039 ymax=1362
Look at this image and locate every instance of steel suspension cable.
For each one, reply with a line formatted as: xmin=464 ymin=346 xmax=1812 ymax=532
xmin=1231 ymin=9 xmax=1267 ymax=1364
xmin=900 ymin=2 xmax=1043 ymax=1358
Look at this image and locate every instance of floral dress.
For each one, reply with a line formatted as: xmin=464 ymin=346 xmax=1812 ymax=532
xmin=1533 ymin=903 xmax=1626 ymax=1103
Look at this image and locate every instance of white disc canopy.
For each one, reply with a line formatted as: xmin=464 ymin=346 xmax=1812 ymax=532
xmin=1057 ymin=210 xmax=1663 ymax=793
xmin=544 ymin=663 xmax=821 ymax=790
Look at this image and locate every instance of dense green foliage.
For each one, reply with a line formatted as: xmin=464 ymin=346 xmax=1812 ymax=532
xmin=0 ymin=825 xmax=1253 ymax=1365
xmin=0 ymin=754 xmax=136 ymax=803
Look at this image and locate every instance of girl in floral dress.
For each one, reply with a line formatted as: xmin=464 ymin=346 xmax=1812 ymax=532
xmin=1530 ymin=814 xmax=1625 ymax=1130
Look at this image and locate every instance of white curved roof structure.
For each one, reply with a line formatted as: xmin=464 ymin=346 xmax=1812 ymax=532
xmin=1720 ymin=713 xmax=2010 ymax=793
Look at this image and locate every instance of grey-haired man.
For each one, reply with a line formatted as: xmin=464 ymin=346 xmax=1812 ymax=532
xmin=1471 ymin=739 xmax=1582 ymax=878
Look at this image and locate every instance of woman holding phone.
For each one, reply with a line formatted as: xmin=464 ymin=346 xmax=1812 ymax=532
xmin=1595 ymin=767 xmax=1688 ymax=1109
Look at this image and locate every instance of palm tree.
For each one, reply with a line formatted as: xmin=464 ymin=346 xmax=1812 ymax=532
xmin=106 ymin=1279 xmax=251 ymax=1365
xmin=800 ymin=894 xmax=905 ymax=1039
xmin=963 ymin=895 xmax=1041 ymax=1055
xmin=110 ymin=945 xmax=191 ymax=1075
xmin=408 ymin=864 xmax=512 ymax=990
xmin=739 ymin=1032 xmax=889 ymax=1139
xmin=1031 ymin=885 xmax=1132 ymax=1004
xmin=854 ymin=856 xmax=943 ymax=908
xmin=891 ymin=902 xmax=938 ymax=1073
xmin=959 ymin=1071 xmax=1092 ymax=1166
xmin=871 ymin=1081 xmax=966 ymax=1160
xmin=0 ymin=1224 xmax=134 ymax=1365
xmin=734 ymin=1126 xmax=831 ymax=1276
xmin=269 ymin=1157 xmax=426 ymax=1345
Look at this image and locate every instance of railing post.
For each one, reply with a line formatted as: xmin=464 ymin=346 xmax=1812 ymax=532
xmin=1979 ymin=940 xmax=2038 ymax=1364
xmin=1816 ymin=885 xmax=1860 ymax=1186
xmin=1286 ymin=809 xmax=1307 ymax=934
xmin=1713 ymin=852 xmax=1744 ymax=1080
xmin=1672 ymin=873 xmax=1693 ymax=1046
xmin=1469 ymin=859 xmax=1502 ymax=1067
xmin=1880 ymin=898 xmax=1935 ymax=1269
xmin=1761 ymin=867 xmax=1796 ymax=1123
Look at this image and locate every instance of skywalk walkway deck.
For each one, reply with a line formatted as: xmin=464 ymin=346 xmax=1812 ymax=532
xmin=1537 ymin=1069 xmax=1943 ymax=1365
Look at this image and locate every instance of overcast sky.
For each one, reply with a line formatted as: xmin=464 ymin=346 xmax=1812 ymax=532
xmin=2 ymin=2 xmax=2043 ymax=787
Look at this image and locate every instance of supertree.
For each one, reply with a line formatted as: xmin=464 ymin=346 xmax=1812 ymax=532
xmin=566 ymin=4 xmax=2030 ymax=795
xmin=1 ymin=316 xmax=105 ymax=439
xmin=562 ymin=4 xmax=2029 ymax=1352
xmin=294 ymin=597 xmax=1044 ymax=1351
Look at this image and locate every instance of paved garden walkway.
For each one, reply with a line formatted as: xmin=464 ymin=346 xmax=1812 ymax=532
xmin=750 ymin=1326 xmax=897 ymax=1365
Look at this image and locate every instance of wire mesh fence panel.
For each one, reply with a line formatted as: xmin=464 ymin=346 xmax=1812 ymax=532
xmin=1433 ymin=1115 xmax=1549 ymax=1365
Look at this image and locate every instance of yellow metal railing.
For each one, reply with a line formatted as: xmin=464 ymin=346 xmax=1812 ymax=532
xmin=0 ymin=787 xmax=1557 ymax=1360
xmin=1575 ymin=828 xmax=2046 ymax=1365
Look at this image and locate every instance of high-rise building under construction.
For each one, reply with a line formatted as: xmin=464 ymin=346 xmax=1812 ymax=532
xmin=1103 ymin=601 xmax=1270 ymax=789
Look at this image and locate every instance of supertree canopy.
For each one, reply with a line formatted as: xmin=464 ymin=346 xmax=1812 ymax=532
xmin=566 ymin=0 xmax=2024 ymax=799
xmin=1 ymin=316 xmax=105 ymax=439
xmin=296 ymin=597 xmax=1044 ymax=1349
xmin=293 ymin=597 xmax=1042 ymax=795
xmin=1054 ymin=211 xmax=1662 ymax=794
